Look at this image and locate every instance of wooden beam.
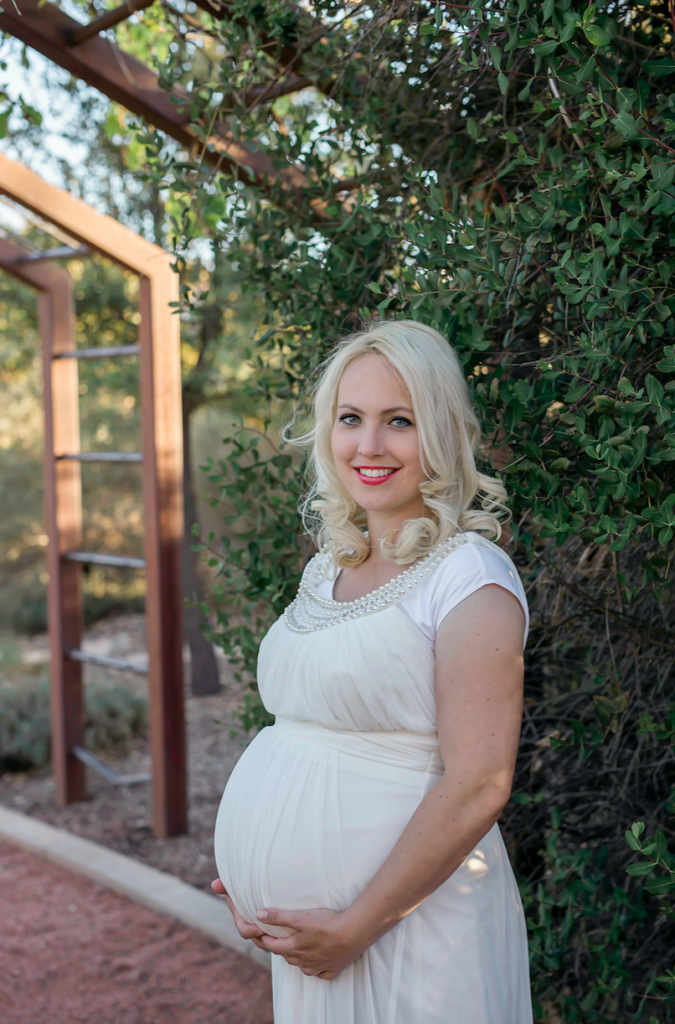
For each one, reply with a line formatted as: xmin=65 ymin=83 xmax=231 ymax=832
xmin=0 ymin=151 xmax=178 ymax=275
xmin=67 ymin=0 xmax=156 ymax=46
xmin=0 ymin=0 xmax=309 ymax=191
xmin=0 ymin=238 xmax=86 ymax=808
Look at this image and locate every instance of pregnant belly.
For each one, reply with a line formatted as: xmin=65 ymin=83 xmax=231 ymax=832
xmin=214 ymin=720 xmax=436 ymax=939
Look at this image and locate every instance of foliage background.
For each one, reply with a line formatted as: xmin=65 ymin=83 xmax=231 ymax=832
xmin=2 ymin=0 xmax=675 ymax=1020
xmin=151 ymin=1 xmax=675 ymax=1019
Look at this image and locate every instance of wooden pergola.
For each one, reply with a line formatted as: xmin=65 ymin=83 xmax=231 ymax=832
xmin=0 ymin=0 xmax=328 ymax=198
xmin=0 ymin=153 xmax=186 ymax=838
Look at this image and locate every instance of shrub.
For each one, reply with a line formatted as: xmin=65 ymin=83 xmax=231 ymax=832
xmin=10 ymin=592 xmax=147 ymax=637
xmin=0 ymin=680 xmax=148 ymax=773
xmin=142 ymin=1 xmax=675 ymax=1017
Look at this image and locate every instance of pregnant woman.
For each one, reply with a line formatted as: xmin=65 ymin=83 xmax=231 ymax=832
xmin=213 ymin=319 xmax=533 ymax=1023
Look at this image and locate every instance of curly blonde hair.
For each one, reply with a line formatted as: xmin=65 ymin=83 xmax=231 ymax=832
xmin=285 ymin=319 xmax=510 ymax=567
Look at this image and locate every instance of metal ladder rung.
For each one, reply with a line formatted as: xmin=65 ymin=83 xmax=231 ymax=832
xmin=53 ymin=345 xmax=140 ymax=360
xmin=67 ymin=648 xmax=149 ymax=674
xmin=17 ymin=244 xmax=90 ymax=262
xmin=56 ymin=452 xmax=143 ymax=463
xmin=64 ymin=551 xmax=146 ymax=569
xmin=71 ymin=745 xmax=150 ymax=786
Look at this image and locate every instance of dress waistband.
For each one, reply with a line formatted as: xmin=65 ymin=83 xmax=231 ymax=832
xmin=272 ymin=717 xmax=445 ymax=776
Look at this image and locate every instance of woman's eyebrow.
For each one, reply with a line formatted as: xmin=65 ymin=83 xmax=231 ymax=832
xmin=337 ymin=404 xmax=414 ymax=415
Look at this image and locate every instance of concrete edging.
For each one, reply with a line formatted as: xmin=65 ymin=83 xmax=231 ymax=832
xmin=0 ymin=805 xmax=270 ymax=971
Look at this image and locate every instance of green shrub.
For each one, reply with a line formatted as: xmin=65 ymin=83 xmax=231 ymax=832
xmin=140 ymin=0 xmax=675 ymax=1017
xmin=0 ymin=680 xmax=148 ymax=772
xmin=10 ymin=592 xmax=147 ymax=637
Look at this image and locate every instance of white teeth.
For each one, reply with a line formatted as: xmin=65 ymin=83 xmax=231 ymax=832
xmin=357 ymin=468 xmax=397 ymax=478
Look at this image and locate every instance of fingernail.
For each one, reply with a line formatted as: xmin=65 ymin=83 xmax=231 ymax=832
xmin=257 ymin=910 xmax=269 ymax=922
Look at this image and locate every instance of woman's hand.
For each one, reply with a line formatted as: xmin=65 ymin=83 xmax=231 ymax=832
xmin=254 ymin=906 xmax=366 ymax=980
xmin=211 ymin=879 xmax=267 ymax=949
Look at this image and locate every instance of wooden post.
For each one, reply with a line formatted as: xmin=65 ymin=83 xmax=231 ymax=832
xmin=0 ymin=240 xmax=86 ymax=805
xmin=139 ymin=271 xmax=187 ymax=837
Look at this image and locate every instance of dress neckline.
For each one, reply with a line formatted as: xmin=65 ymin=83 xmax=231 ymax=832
xmin=330 ymin=559 xmax=428 ymax=605
xmin=282 ymin=532 xmax=469 ymax=633
xmin=328 ymin=529 xmax=429 ymax=605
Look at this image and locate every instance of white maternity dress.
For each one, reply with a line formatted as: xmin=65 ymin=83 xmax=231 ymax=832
xmin=214 ymin=530 xmax=533 ymax=1024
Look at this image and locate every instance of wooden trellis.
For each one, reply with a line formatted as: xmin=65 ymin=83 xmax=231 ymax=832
xmin=0 ymin=153 xmax=187 ymax=838
xmin=0 ymin=0 xmax=313 ymax=192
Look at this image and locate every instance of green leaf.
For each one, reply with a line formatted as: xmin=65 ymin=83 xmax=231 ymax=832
xmin=626 ymin=861 xmax=656 ymax=876
xmin=584 ymin=24 xmax=611 ymax=47
xmin=498 ymin=72 xmax=509 ymax=94
xmin=643 ymin=59 xmax=675 ymax=77
xmin=613 ymin=111 xmax=640 ymax=139
xmin=652 ymin=164 xmax=675 ymax=191
xmin=466 ymin=117 xmax=479 ymax=140
xmin=655 ymin=830 xmax=669 ymax=861
xmin=625 ymin=830 xmax=641 ymax=852
xmin=575 ymin=56 xmax=596 ymax=84
xmin=645 ymin=877 xmax=675 ymax=895
xmin=533 ymin=39 xmax=559 ymax=56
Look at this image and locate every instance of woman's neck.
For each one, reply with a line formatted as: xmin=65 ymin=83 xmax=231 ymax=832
xmin=364 ymin=502 xmax=426 ymax=563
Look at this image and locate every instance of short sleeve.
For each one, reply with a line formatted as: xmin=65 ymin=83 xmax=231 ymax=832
xmin=399 ymin=534 xmax=529 ymax=649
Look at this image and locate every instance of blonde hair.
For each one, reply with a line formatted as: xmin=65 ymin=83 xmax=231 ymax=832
xmin=285 ymin=319 xmax=510 ymax=567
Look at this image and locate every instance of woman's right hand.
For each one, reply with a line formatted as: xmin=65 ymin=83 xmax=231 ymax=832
xmin=211 ymin=878 xmax=268 ymax=948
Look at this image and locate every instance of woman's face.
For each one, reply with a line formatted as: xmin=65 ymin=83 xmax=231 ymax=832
xmin=330 ymin=353 xmax=428 ymax=520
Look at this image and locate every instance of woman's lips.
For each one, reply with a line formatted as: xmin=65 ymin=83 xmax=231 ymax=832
xmin=353 ymin=467 xmax=401 ymax=486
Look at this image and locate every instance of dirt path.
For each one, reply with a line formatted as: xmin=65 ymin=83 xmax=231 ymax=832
xmin=0 ymin=840 xmax=273 ymax=1024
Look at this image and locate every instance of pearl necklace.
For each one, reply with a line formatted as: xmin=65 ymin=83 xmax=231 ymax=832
xmin=283 ymin=532 xmax=468 ymax=634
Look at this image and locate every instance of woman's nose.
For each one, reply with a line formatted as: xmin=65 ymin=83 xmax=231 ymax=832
xmin=357 ymin=425 xmax=387 ymax=458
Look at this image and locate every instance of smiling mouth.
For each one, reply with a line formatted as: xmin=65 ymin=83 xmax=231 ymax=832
xmin=353 ymin=466 xmax=401 ymax=485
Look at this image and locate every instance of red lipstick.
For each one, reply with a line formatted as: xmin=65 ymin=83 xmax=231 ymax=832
xmin=353 ymin=466 xmax=401 ymax=486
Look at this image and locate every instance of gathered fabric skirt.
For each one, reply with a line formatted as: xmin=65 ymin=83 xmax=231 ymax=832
xmin=214 ymin=718 xmax=533 ymax=1024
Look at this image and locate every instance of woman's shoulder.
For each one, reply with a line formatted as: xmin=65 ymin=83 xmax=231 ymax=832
xmin=449 ymin=530 xmax=522 ymax=581
xmin=299 ymin=549 xmax=336 ymax=587
xmin=410 ymin=530 xmax=529 ymax=644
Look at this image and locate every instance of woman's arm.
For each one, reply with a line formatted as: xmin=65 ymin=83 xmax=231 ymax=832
xmin=256 ymin=583 xmax=526 ymax=978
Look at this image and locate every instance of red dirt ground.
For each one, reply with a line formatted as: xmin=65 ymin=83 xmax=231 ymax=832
xmin=0 ymin=840 xmax=273 ymax=1024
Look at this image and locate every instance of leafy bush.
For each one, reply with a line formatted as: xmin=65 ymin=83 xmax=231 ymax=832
xmin=0 ymin=680 xmax=148 ymax=773
xmin=10 ymin=591 xmax=146 ymax=637
xmin=139 ymin=0 xmax=675 ymax=1018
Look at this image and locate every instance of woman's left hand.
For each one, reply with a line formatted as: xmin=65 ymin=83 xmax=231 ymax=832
xmin=255 ymin=906 xmax=366 ymax=980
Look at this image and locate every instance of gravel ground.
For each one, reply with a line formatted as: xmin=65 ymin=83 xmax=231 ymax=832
xmin=0 ymin=839 xmax=273 ymax=1024
xmin=0 ymin=614 xmax=255 ymax=892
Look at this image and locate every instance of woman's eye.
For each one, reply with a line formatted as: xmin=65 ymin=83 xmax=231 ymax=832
xmin=339 ymin=414 xmax=360 ymax=425
xmin=391 ymin=417 xmax=412 ymax=427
